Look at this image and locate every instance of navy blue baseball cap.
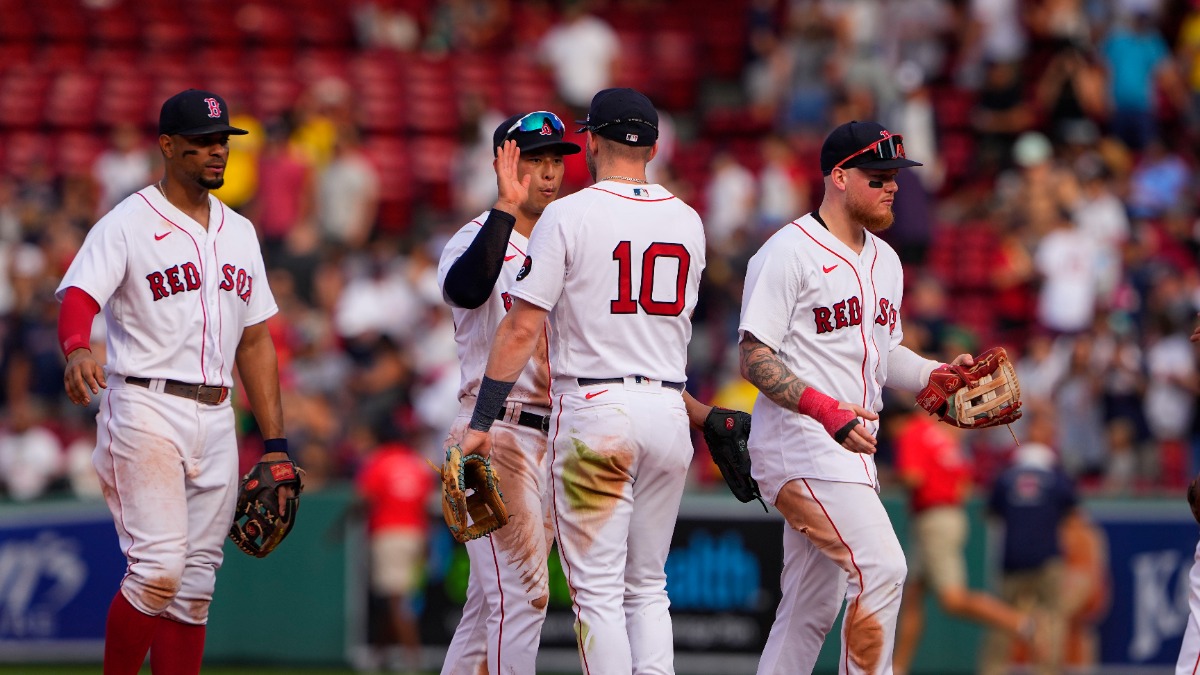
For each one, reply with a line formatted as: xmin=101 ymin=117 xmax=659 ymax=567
xmin=492 ymin=111 xmax=581 ymax=156
xmin=820 ymin=120 xmax=922 ymax=175
xmin=575 ymin=88 xmax=659 ymax=147
xmin=158 ymin=89 xmax=248 ymax=137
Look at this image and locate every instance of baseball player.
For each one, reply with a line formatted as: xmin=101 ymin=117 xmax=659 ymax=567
xmin=56 ymin=89 xmax=294 ymax=675
xmin=1178 ymin=322 xmax=1200 ymax=675
xmin=457 ymin=88 xmax=714 ymax=674
xmin=438 ymin=111 xmax=581 ymax=675
xmin=738 ymin=121 xmax=973 ymax=675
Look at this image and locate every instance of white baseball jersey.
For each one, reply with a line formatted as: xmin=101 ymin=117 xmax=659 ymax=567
xmin=56 ymin=186 xmax=278 ymax=386
xmin=739 ymin=213 xmax=904 ymax=494
xmin=437 ymin=212 xmax=551 ymax=406
xmin=511 ymin=181 xmax=705 ymax=384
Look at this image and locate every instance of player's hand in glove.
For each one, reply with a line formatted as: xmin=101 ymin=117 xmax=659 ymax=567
xmin=1188 ymin=473 xmax=1200 ymax=525
xmin=440 ymin=444 xmax=508 ymax=543
xmin=229 ymin=455 xmax=303 ymax=558
xmin=916 ymin=347 xmax=1023 ymax=429
xmin=702 ymin=407 xmax=767 ymax=511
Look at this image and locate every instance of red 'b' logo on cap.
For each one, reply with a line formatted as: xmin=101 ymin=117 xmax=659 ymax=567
xmin=540 ymin=119 xmax=553 ymax=136
xmin=204 ymin=97 xmax=222 ymax=119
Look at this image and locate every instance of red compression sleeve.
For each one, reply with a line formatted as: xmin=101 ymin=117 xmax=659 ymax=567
xmin=58 ymin=286 xmax=101 ymax=358
xmin=797 ymin=387 xmax=860 ymax=443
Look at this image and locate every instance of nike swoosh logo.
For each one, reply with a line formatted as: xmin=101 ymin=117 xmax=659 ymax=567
xmin=584 ymin=389 xmax=608 ymax=400
xmin=154 ymin=231 xmax=171 ymax=241
xmin=504 ymin=255 xmax=518 ymax=261
xmin=822 ymin=264 xmax=837 ymax=273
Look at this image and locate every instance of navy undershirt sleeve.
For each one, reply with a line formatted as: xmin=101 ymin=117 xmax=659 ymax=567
xmin=442 ymin=209 xmax=518 ymax=309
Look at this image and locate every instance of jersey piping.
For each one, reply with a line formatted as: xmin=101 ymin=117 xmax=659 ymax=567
xmin=794 ymin=220 xmax=876 ymax=481
xmin=584 ymin=186 xmax=676 ymax=202
xmin=137 ymin=192 xmax=210 ymax=384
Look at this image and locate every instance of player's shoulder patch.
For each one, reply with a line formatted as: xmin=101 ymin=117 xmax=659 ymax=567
xmin=515 ymin=256 xmax=532 ymax=281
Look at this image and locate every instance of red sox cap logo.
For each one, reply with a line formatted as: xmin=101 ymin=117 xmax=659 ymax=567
xmin=204 ymin=97 xmax=222 ymax=119
xmin=540 ymin=119 xmax=553 ymax=136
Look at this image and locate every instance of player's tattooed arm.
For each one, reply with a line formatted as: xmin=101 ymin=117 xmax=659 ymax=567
xmin=739 ymin=332 xmax=807 ymax=411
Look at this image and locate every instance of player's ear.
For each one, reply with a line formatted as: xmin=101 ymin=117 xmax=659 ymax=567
xmin=647 ymin=142 xmax=659 ymax=163
xmin=158 ymin=134 xmax=174 ymax=159
xmin=830 ymin=167 xmax=848 ymax=192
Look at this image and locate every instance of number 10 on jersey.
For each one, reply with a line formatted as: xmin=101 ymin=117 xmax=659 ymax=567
xmin=610 ymin=241 xmax=691 ymax=317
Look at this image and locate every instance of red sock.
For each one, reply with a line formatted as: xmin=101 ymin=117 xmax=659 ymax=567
xmin=150 ymin=616 xmax=206 ymax=675
xmin=104 ymin=591 xmax=158 ymax=675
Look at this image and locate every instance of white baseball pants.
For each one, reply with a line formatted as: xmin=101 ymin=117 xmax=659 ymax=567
xmin=93 ymin=382 xmax=239 ymax=625
xmin=550 ymin=377 xmax=693 ymax=675
xmin=758 ymin=478 xmax=907 ymax=675
xmin=442 ymin=403 xmax=553 ymax=675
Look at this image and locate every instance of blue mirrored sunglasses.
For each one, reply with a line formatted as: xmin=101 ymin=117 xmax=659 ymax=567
xmin=504 ymin=111 xmax=566 ymax=140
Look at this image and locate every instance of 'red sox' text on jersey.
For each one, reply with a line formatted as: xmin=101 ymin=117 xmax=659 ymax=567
xmin=57 ymin=186 xmax=277 ymax=388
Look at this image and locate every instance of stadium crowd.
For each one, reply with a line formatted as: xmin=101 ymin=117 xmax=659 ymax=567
xmin=0 ymin=0 xmax=1198 ymax=504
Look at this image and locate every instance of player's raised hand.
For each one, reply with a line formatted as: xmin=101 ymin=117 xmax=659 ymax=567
xmin=459 ymin=427 xmax=494 ymax=459
xmin=63 ymin=348 xmax=107 ymax=406
xmin=493 ymin=139 xmax=530 ymax=216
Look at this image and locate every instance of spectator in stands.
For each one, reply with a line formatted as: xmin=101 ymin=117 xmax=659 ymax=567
xmin=981 ymin=407 xmax=1080 ymax=675
xmin=1052 ymin=335 xmax=1108 ymax=479
xmin=1126 ymin=136 xmax=1192 ymax=220
xmin=91 ymin=123 xmax=154 ymax=216
xmin=451 ymin=93 xmax=507 ymax=219
xmin=704 ymin=150 xmax=756 ymax=250
xmin=539 ymin=0 xmax=619 ymax=109
xmin=316 ymin=128 xmax=380 ymax=251
xmin=1034 ymin=211 xmax=1102 ymax=335
xmin=355 ymin=416 xmax=434 ymax=673
xmin=892 ymin=405 xmax=1037 ymax=675
xmin=1034 ymin=39 xmax=1108 ymax=147
xmin=1099 ymin=10 xmax=1187 ymax=151
xmin=756 ymin=134 xmax=806 ymax=231
xmin=1067 ymin=154 xmax=1129 ymax=308
xmin=1143 ymin=307 xmax=1199 ymax=487
xmin=249 ymin=119 xmax=313 ymax=261
xmin=0 ymin=398 xmax=64 ymax=501
xmin=972 ymin=61 xmax=1037 ymax=174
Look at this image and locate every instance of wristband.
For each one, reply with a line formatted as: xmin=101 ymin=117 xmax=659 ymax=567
xmin=470 ymin=376 xmax=516 ymax=432
xmin=61 ymin=337 xmax=90 ymax=358
xmin=797 ymin=387 xmax=860 ymax=443
xmin=263 ymin=438 xmax=290 ymax=457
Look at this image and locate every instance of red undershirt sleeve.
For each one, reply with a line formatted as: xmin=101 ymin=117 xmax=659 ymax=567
xmin=58 ymin=286 xmax=101 ymax=358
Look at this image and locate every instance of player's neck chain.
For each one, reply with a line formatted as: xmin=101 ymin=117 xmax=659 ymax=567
xmin=155 ymin=179 xmax=167 ymax=199
xmin=599 ymin=175 xmax=648 ymax=184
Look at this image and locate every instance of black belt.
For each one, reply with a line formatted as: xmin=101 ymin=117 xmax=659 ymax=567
xmin=495 ymin=408 xmax=550 ymax=433
xmin=126 ymin=376 xmax=230 ymax=405
xmin=579 ymin=376 xmax=685 ymax=391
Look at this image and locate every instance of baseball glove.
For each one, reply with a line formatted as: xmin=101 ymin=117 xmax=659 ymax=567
xmin=702 ymin=407 xmax=766 ymax=510
xmin=228 ymin=458 xmax=303 ymax=558
xmin=440 ymin=445 xmax=508 ymax=543
xmin=1188 ymin=473 xmax=1200 ymax=525
xmin=916 ymin=346 xmax=1023 ymax=429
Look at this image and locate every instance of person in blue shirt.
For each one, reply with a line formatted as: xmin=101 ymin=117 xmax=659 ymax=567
xmin=980 ymin=407 xmax=1080 ymax=675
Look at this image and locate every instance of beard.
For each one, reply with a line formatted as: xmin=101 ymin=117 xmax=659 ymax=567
xmin=585 ymin=143 xmax=597 ymax=182
xmin=847 ymin=192 xmax=894 ymax=232
xmin=198 ymin=176 xmax=224 ymax=190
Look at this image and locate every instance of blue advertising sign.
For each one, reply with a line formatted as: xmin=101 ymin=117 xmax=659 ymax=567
xmin=1093 ymin=501 xmax=1196 ymax=667
xmin=0 ymin=501 xmax=125 ymax=660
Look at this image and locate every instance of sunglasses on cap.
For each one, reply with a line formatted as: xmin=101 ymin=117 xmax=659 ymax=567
xmin=834 ymin=133 xmax=906 ymax=170
xmin=504 ymin=111 xmax=566 ymax=140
